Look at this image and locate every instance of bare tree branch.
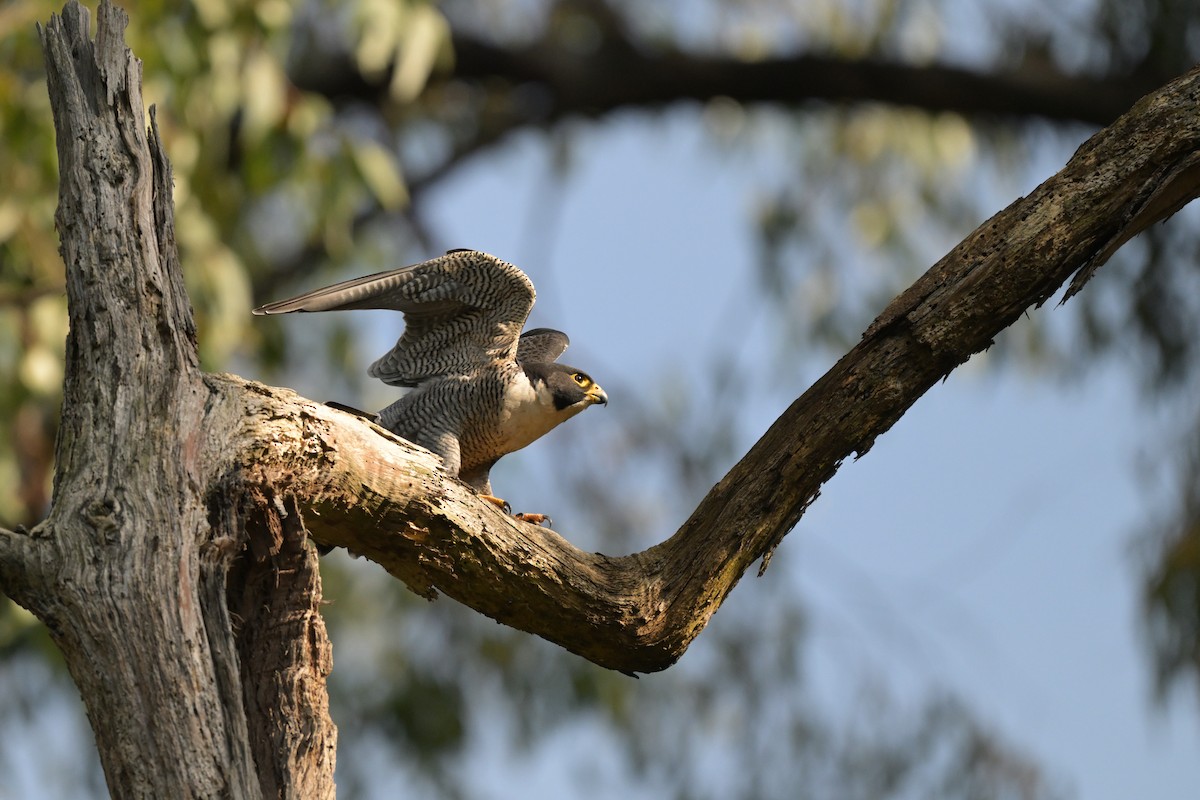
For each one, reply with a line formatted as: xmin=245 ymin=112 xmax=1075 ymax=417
xmin=444 ymin=35 xmax=1157 ymax=127
xmin=215 ymin=64 xmax=1200 ymax=675
xmin=292 ymin=21 xmax=1161 ymax=127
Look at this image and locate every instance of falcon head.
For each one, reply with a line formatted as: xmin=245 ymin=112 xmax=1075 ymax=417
xmin=495 ymin=362 xmax=606 ymax=457
xmin=526 ymin=363 xmax=608 ymax=412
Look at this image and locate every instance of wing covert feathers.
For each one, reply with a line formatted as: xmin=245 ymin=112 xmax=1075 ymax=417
xmin=516 ymin=328 xmax=570 ymax=364
xmin=254 ymin=250 xmax=538 ymax=386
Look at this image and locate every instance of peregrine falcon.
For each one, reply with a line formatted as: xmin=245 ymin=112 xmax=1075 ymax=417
xmin=253 ymin=249 xmax=607 ymax=522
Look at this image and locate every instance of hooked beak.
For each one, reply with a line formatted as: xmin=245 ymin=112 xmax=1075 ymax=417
xmin=587 ymin=384 xmax=608 ymax=406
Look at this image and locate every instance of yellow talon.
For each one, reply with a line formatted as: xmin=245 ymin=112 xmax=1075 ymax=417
xmin=514 ymin=513 xmax=552 ymax=527
xmin=479 ymin=494 xmax=512 ymax=514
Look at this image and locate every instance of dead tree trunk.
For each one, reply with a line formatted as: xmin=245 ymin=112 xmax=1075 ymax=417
xmin=0 ymin=3 xmax=334 ymax=797
xmin=2 ymin=0 xmax=1200 ymax=796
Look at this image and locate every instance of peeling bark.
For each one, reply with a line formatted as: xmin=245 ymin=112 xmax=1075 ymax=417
xmin=1 ymin=0 xmax=1199 ymax=794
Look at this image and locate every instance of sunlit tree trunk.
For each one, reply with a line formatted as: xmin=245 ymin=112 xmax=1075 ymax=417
xmin=0 ymin=3 xmax=334 ymax=796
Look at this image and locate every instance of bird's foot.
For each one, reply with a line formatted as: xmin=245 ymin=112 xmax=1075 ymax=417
xmin=325 ymin=401 xmax=381 ymax=424
xmin=479 ymin=494 xmax=513 ymax=514
xmin=478 ymin=495 xmax=553 ymax=527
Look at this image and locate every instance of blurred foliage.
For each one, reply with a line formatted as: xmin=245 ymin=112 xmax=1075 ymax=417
xmin=754 ymin=104 xmax=993 ymax=356
xmin=3 ymin=0 xmax=1200 ymax=797
xmin=1140 ymin=413 xmax=1200 ymax=708
xmin=0 ymin=0 xmax=432 ymax=525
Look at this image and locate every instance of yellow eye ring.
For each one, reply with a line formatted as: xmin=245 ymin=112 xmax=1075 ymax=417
xmin=572 ymin=373 xmax=588 ymax=385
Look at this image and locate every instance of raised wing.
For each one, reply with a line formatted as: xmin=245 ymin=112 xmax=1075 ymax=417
xmin=253 ymin=250 xmax=536 ymax=386
xmin=516 ymin=328 xmax=569 ymax=364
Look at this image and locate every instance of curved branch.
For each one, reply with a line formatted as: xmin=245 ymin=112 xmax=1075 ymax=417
xmin=291 ymin=22 xmax=1164 ymax=133
xmin=292 ymin=27 xmax=1161 ymax=127
xmin=231 ymin=64 xmax=1200 ymax=674
xmin=446 ymin=36 xmax=1157 ymax=128
xmin=0 ymin=526 xmax=35 ymax=602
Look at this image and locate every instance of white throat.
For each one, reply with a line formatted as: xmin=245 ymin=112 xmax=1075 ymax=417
xmin=496 ymin=371 xmax=581 ymax=453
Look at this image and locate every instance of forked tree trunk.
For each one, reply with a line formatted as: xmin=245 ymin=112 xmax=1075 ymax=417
xmin=2 ymin=1 xmax=1200 ymax=797
xmin=0 ymin=3 xmax=334 ymax=797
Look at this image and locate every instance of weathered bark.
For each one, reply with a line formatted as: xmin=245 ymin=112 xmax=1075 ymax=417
xmin=0 ymin=3 xmax=334 ymax=797
xmin=219 ymin=486 xmax=336 ymax=797
xmin=2 ymin=0 xmax=1200 ymax=794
